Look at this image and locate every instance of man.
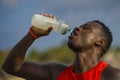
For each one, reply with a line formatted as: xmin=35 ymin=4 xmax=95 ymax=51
xmin=2 ymin=14 xmax=120 ymax=80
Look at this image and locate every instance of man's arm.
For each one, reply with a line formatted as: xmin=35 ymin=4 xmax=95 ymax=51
xmin=101 ymin=65 xmax=120 ymax=80
xmin=2 ymin=29 xmax=52 ymax=79
xmin=2 ymin=14 xmax=67 ymax=80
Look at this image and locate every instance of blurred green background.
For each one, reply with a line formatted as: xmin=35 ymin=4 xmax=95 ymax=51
xmin=0 ymin=43 xmax=120 ymax=80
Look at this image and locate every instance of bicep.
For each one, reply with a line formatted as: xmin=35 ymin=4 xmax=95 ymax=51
xmin=11 ymin=61 xmax=51 ymax=80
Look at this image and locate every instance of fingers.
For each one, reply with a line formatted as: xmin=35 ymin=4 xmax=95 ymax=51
xmin=40 ymin=13 xmax=57 ymax=20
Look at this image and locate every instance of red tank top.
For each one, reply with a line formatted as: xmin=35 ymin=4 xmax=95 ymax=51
xmin=57 ymin=61 xmax=108 ymax=80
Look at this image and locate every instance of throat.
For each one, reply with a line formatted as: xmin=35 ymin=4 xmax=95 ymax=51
xmin=72 ymin=52 xmax=99 ymax=74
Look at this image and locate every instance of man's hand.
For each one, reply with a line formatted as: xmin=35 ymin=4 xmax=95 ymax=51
xmin=31 ymin=13 xmax=57 ymax=37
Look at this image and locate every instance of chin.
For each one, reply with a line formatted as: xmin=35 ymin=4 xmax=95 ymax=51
xmin=67 ymin=41 xmax=81 ymax=52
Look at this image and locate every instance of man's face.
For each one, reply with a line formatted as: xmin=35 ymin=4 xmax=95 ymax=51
xmin=68 ymin=21 xmax=105 ymax=52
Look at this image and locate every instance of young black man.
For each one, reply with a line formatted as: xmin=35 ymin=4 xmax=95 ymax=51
xmin=2 ymin=14 xmax=120 ymax=80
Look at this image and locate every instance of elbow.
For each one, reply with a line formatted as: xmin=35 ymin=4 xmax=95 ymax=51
xmin=2 ymin=64 xmax=9 ymax=74
xmin=2 ymin=62 xmax=17 ymax=75
xmin=2 ymin=62 xmax=22 ymax=75
xmin=2 ymin=63 xmax=12 ymax=74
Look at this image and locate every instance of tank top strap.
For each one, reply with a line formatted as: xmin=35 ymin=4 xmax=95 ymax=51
xmin=97 ymin=61 xmax=109 ymax=72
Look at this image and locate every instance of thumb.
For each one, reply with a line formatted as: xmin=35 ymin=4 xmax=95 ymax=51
xmin=47 ymin=26 xmax=54 ymax=32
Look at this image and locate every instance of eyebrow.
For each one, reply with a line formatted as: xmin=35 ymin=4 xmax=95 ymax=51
xmin=79 ymin=22 xmax=93 ymax=28
xmin=83 ymin=23 xmax=92 ymax=27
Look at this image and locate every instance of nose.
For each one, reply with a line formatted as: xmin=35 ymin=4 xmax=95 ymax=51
xmin=74 ymin=27 xmax=81 ymax=32
xmin=71 ymin=27 xmax=81 ymax=36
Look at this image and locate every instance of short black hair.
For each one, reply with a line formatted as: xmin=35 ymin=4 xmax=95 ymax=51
xmin=93 ymin=20 xmax=113 ymax=54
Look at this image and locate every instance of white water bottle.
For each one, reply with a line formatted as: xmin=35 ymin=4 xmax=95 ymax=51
xmin=31 ymin=14 xmax=69 ymax=35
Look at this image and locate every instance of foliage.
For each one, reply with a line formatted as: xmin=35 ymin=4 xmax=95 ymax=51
xmin=26 ymin=44 xmax=75 ymax=65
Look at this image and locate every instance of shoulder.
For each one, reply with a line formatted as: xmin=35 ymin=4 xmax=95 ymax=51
xmin=45 ymin=62 xmax=68 ymax=70
xmin=45 ymin=62 xmax=68 ymax=79
xmin=101 ymin=65 xmax=120 ymax=80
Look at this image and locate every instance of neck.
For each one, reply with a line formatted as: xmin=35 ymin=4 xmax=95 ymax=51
xmin=72 ymin=49 xmax=100 ymax=74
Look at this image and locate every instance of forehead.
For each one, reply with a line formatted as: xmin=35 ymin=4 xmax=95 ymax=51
xmin=86 ymin=21 xmax=103 ymax=29
xmin=85 ymin=21 xmax=105 ymax=35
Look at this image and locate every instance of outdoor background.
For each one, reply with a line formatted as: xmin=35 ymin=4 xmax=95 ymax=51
xmin=0 ymin=0 xmax=120 ymax=80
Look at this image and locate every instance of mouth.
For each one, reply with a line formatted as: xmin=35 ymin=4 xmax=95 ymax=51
xmin=68 ymin=35 xmax=73 ymax=39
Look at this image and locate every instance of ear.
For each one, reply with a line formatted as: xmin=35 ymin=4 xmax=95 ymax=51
xmin=95 ymin=40 xmax=105 ymax=47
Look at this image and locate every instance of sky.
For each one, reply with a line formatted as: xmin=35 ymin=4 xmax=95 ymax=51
xmin=0 ymin=0 xmax=120 ymax=51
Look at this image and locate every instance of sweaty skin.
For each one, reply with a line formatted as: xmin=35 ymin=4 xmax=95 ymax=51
xmin=2 ymin=14 xmax=120 ymax=80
